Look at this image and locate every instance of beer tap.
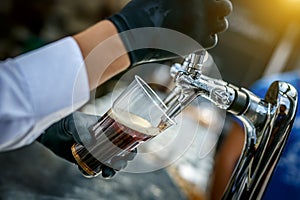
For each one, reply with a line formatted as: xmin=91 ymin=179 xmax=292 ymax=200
xmin=163 ymin=50 xmax=298 ymax=199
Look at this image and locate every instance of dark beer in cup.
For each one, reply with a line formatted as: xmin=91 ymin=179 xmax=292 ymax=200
xmin=71 ymin=108 xmax=163 ymax=177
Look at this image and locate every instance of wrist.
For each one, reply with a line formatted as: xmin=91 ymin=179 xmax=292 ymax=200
xmin=73 ymin=20 xmax=130 ymax=90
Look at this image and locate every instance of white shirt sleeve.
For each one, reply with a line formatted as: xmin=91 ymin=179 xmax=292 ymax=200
xmin=0 ymin=37 xmax=90 ymax=151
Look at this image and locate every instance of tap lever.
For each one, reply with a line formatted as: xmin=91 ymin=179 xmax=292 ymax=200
xmin=186 ymin=50 xmax=208 ymax=78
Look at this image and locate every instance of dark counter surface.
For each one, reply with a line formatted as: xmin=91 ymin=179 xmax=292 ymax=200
xmin=0 ymin=143 xmax=187 ymax=200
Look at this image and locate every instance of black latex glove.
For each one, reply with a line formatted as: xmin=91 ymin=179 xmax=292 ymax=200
xmin=37 ymin=111 xmax=136 ymax=178
xmin=107 ymin=0 xmax=232 ymax=65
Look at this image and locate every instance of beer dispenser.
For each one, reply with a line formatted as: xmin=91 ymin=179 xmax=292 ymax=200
xmin=162 ymin=49 xmax=298 ymax=199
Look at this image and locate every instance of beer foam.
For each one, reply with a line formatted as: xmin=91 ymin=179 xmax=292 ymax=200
xmin=110 ymin=108 xmax=160 ymax=136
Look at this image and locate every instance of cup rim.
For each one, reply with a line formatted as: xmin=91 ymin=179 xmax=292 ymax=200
xmin=134 ymin=75 xmax=176 ymax=125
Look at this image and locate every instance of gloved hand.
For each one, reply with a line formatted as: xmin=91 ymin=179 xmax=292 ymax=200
xmin=107 ymin=0 xmax=232 ymax=66
xmin=36 ymin=111 xmax=136 ymax=178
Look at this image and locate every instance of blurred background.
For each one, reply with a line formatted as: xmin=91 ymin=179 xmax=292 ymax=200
xmin=0 ymin=0 xmax=300 ymax=199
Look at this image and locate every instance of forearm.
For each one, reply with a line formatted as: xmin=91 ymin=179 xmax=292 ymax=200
xmin=0 ymin=37 xmax=90 ymax=151
xmin=73 ymin=20 xmax=130 ymax=90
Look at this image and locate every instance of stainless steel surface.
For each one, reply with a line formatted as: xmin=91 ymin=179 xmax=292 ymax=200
xmin=223 ymin=81 xmax=298 ymax=199
xmin=164 ymin=51 xmax=298 ymax=199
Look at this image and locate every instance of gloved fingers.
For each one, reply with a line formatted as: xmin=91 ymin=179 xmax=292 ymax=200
xmin=123 ymin=148 xmax=138 ymax=161
xmin=101 ymin=156 xmax=131 ymax=178
xmin=101 ymin=165 xmax=116 ymax=178
xmin=199 ymin=34 xmax=218 ymax=49
xmin=110 ymin=156 xmax=128 ymax=171
xmin=210 ymin=17 xmax=229 ymax=34
xmin=204 ymin=0 xmax=231 ymax=36
xmin=211 ymin=0 xmax=233 ymax=18
xmin=76 ymin=158 xmax=126 ymax=179
xmin=204 ymin=0 xmax=231 ymax=34
xmin=109 ymin=149 xmax=138 ymax=171
xmin=37 ymin=116 xmax=77 ymax=163
xmin=70 ymin=111 xmax=100 ymax=146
